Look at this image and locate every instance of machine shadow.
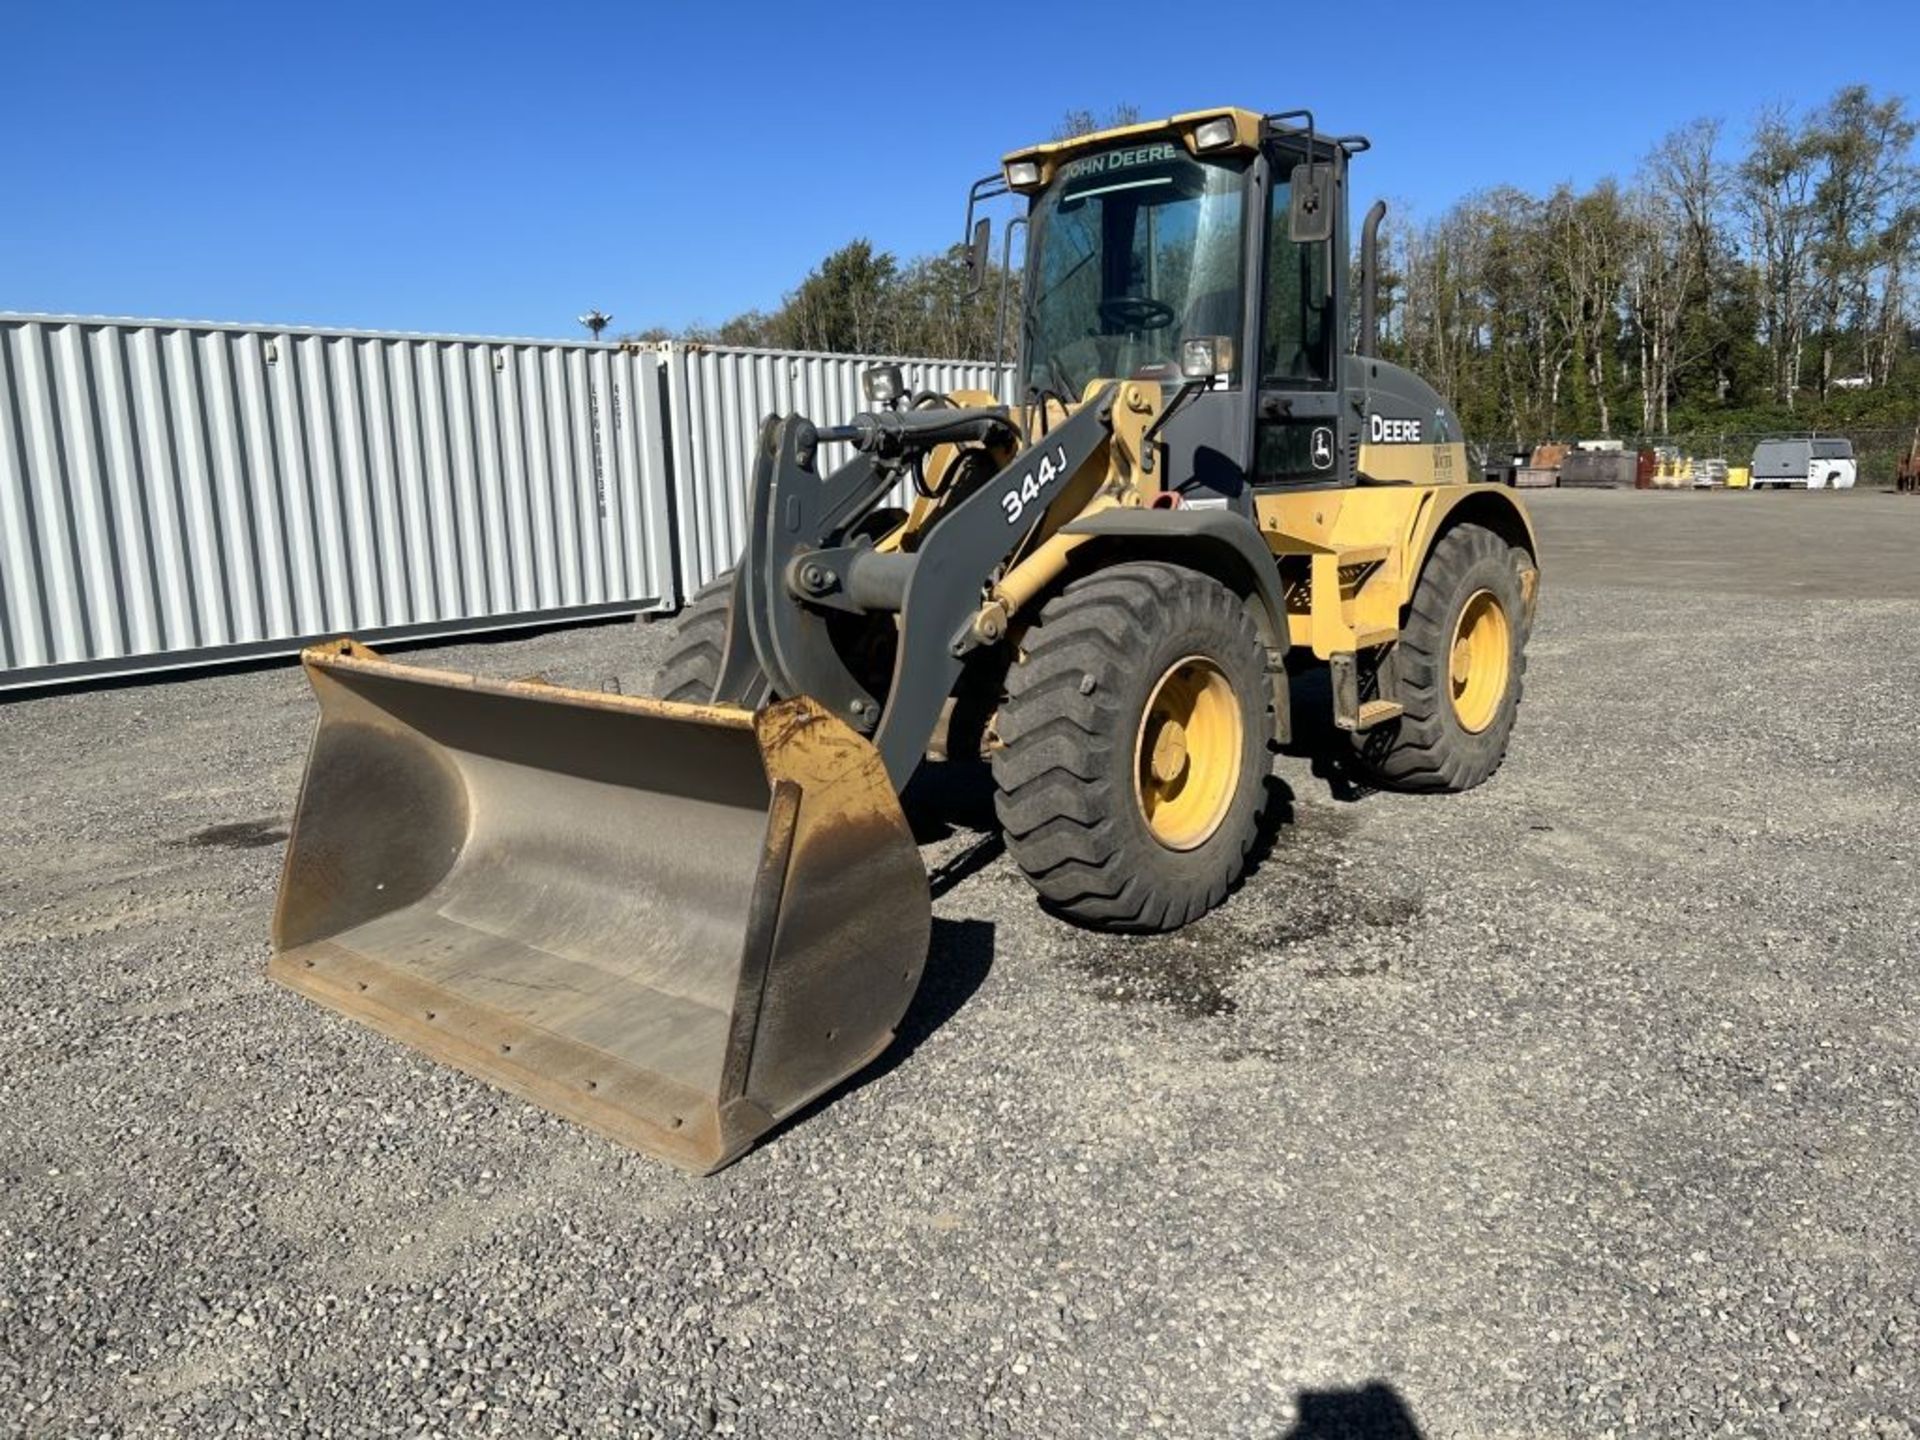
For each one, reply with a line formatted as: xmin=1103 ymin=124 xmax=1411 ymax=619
xmin=902 ymin=758 xmax=1008 ymax=899
xmin=1281 ymin=664 xmax=1382 ymax=803
xmin=1279 ymin=1382 xmax=1427 ymax=1439
xmin=757 ymin=915 xmax=996 ymax=1147
xmin=902 ymin=757 xmax=1000 ymax=842
xmin=906 ymin=747 xmax=1300 ymax=902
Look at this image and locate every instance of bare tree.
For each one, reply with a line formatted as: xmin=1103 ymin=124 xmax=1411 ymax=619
xmin=1054 ymin=105 xmax=1143 ymax=141
xmin=1872 ymin=202 xmax=1919 ymax=385
xmin=1550 ymin=181 xmax=1629 ymax=435
xmin=1737 ymin=106 xmax=1819 ymax=406
xmin=1624 ymin=191 xmax=1688 ymax=433
xmin=1804 ymin=88 xmax=1920 ymax=392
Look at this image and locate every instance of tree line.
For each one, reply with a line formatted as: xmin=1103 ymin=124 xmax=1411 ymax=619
xmin=618 ymin=110 xmax=1134 ymax=361
xmin=626 ymin=238 xmax=1013 ymax=362
xmin=1382 ymin=85 xmax=1919 ymax=445
xmin=628 ymin=90 xmax=1919 ymax=447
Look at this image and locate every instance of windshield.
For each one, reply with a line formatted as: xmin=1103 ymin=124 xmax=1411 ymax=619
xmin=1022 ymin=144 xmax=1246 ymax=396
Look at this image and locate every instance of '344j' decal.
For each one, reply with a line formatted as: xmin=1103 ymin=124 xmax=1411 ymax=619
xmin=1000 ymin=444 xmax=1072 ymax=525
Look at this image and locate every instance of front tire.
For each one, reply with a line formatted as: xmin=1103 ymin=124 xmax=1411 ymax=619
xmin=653 ymin=572 xmax=733 ymax=702
xmin=992 ymin=562 xmax=1274 ymax=932
xmin=1351 ymin=524 xmax=1527 ymax=792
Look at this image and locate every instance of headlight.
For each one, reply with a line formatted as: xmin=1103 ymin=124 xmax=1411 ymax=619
xmin=1192 ymin=116 xmax=1236 ymax=151
xmin=1005 ymin=160 xmax=1042 ymax=189
xmin=861 ymin=364 xmax=906 ymax=406
xmin=1180 ymin=336 xmax=1235 ymax=380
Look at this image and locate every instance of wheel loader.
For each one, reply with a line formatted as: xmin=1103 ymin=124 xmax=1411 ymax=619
xmin=272 ymin=107 xmax=1539 ymax=1173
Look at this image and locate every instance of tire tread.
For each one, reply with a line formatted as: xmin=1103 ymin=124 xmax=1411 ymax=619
xmin=992 ymin=562 xmax=1272 ymax=932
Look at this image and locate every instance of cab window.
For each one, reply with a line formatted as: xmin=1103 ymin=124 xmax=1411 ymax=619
xmin=1023 ymin=147 xmax=1247 ymax=395
xmin=1263 ymin=172 xmax=1331 ymax=385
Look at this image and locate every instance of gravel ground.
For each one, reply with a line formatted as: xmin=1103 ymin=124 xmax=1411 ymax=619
xmin=3 ymin=488 xmax=1918 ymax=1439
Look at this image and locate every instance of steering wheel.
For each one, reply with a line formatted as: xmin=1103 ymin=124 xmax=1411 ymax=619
xmin=1098 ymin=295 xmax=1176 ymax=333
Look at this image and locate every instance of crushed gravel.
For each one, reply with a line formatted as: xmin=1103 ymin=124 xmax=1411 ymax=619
xmin=2 ymin=488 xmax=1917 ymax=1438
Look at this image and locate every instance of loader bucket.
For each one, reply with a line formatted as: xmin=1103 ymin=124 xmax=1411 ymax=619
xmin=270 ymin=640 xmax=930 ymax=1175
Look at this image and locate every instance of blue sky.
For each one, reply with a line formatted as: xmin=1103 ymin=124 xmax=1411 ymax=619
xmin=4 ymin=0 xmax=1915 ymax=339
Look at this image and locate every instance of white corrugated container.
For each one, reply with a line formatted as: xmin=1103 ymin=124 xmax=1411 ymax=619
xmin=1 ymin=314 xmax=1010 ymax=690
xmin=663 ymin=343 xmax=1009 ymax=592
xmin=0 ymin=314 xmax=677 ymax=688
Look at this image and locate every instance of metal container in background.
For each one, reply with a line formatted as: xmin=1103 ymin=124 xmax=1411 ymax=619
xmin=1558 ymin=450 xmax=1638 ymax=489
xmin=1512 ymin=467 xmax=1559 ymax=489
xmin=663 ymin=343 xmax=1009 ymax=593
xmin=1 ymin=314 xmax=677 ymax=689
xmin=1 ymin=315 xmax=1011 ymax=691
xmin=1691 ymin=458 xmax=1730 ymax=489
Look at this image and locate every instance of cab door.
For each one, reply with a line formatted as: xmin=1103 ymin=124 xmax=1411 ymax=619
xmin=1253 ymin=140 xmax=1346 ymax=488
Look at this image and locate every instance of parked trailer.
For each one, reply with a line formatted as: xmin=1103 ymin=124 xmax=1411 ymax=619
xmin=1750 ymin=437 xmax=1857 ymax=490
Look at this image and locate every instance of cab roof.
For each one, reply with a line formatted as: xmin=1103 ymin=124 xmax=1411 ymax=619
xmin=1000 ymin=108 xmax=1265 ymax=193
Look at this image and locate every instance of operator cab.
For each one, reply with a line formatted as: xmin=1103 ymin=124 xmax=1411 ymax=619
xmin=971 ymin=108 xmax=1462 ymax=510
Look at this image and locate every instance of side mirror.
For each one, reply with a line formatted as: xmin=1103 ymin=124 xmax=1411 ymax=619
xmin=1288 ymin=162 xmax=1333 ymax=244
xmin=964 ymin=216 xmax=991 ymax=296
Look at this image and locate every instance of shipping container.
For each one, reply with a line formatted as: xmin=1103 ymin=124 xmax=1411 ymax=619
xmin=0 ymin=314 xmax=1010 ymax=690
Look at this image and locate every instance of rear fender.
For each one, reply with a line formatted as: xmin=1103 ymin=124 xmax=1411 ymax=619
xmin=1413 ymin=487 xmax=1540 ymax=631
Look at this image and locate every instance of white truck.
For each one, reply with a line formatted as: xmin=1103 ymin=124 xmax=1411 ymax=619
xmin=1750 ymin=437 xmax=1857 ymax=490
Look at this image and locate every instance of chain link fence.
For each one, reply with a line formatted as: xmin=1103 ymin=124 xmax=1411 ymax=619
xmin=1635 ymin=428 xmax=1919 ymax=488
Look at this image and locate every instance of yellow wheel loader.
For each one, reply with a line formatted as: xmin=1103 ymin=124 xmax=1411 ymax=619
xmin=272 ymin=108 xmax=1539 ymax=1173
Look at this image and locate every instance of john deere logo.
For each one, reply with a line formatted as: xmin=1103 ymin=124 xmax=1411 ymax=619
xmin=1369 ymin=414 xmax=1423 ymax=444
xmin=1311 ymin=427 xmax=1335 ymax=469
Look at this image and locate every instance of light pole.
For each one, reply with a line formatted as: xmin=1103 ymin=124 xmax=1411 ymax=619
xmin=578 ymin=309 xmax=612 ymax=341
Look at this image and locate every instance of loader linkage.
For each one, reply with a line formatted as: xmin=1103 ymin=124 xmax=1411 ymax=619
xmin=723 ymin=388 xmax=1117 ymax=787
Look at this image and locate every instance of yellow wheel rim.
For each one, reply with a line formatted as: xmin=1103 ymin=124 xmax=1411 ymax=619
xmin=1134 ymin=655 xmax=1243 ymax=851
xmin=1448 ymin=588 xmax=1512 ymax=734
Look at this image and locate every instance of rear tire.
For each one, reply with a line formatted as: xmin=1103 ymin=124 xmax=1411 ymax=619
xmin=1351 ymin=524 xmax=1526 ymax=792
xmin=653 ymin=572 xmax=732 ymax=702
xmin=992 ymin=562 xmax=1273 ymax=933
